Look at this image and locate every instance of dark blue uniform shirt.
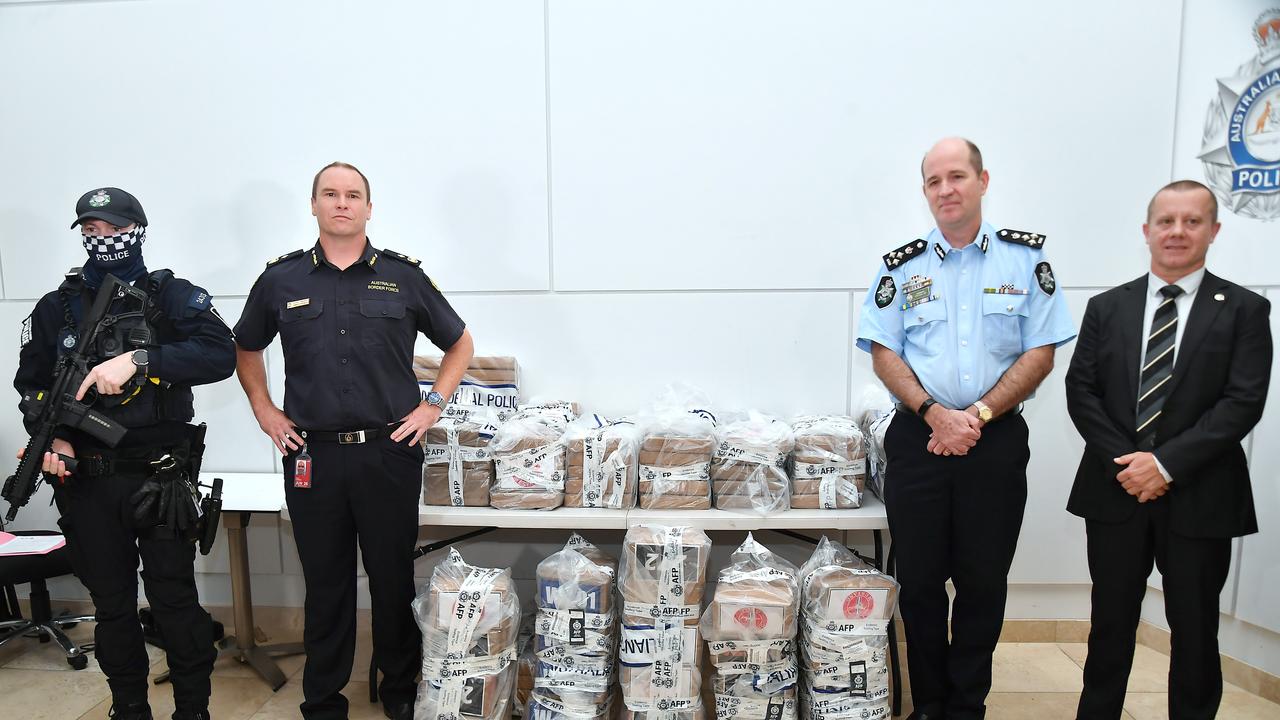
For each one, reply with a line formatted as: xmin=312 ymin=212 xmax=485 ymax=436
xmin=234 ymin=240 xmax=466 ymax=431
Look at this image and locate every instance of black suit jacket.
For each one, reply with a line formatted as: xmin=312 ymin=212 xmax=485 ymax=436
xmin=1065 ymin=271 xmax=1272 ymax=538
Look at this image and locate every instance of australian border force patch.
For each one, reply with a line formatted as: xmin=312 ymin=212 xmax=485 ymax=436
xmin=874 ymin=276 xmax=896 ymax=308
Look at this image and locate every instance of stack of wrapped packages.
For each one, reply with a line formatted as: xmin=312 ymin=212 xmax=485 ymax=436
xmin=564 ymin=415 xmax=643 ymax=509
xmin=514 ymin=614 xmax=537 ymax=718
xmin=489 ymin=402 xmax=580 ymax=510
xmin=422 ymin=404 xmax=501 ymax=507
xmin=798 ymin=538 xmax=899 ymax=720
xmin=700 ymin=534 xmax=801 ymax=720
xmin=711 ymin=413 xmax=794 ymax=514
xmin=528 ymin=534 xmax=619 ymax=720
xmin=619 ymin=525 xmax=712 ymax=720
xmin=638 ymin=410 xmax=717 ymax=510
xmin=412 ymin=548 xmax=521 ymax=720
xmin=414 ymin=355 xmax=522 ymax=422
xmin=788 ymin=417 xmax=868 ymax=510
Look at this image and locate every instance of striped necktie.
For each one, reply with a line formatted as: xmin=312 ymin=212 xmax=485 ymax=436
xmin=1136 ymin=284 xmax=1184 ymax=443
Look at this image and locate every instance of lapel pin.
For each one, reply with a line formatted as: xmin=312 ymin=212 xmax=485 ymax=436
xmin=1214 ymin=293 xmax=1225 ymax=301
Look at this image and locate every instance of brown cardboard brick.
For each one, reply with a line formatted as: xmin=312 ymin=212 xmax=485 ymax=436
xmin=490 ymin=490 xmax=563 ymax=510
xmin=423 ymin=469 xmax=491 ymax=506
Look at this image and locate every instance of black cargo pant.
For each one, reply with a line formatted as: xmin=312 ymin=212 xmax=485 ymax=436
xmin=284 ymin=432 xmax=423 ymax=719
xmin=54 ymin=445 xmax=216 ymax=711
xmin=884 ymin=410 xmax=1030 ymax=720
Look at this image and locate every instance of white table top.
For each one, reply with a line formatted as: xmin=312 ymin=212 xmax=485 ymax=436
xmin=209 ymin=472 xmax=285 ymax=513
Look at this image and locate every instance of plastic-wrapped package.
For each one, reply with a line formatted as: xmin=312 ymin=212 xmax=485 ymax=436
xmin=515 ymin=610 xmax=538 ymax=717
xmin=412 ymin=548 xmax=521 ymax=720
xmin=619 ymin=525 xmax=712 ymax=717
xmin=517 ymin=400 xmax=582 ymax=432
xmin=711 ymin=413 xmax=794 ymax=514
xmin=422 ymin=405 xmax=501 ymax=507
xmin=529 ymin=533 xmax=619 ymax=720
xmin=489 ymin=405 xmax=576 ymax=510
xmin=563 ymin=414 xmax=642 ymax=509
xmin=788 ymin=416 xmax=868 ymax=510
xmin=700 ymin=534 xmax=801 ymax=720
xmin=797 ymin=538 xmax=899 ymax=720
xmin=637 ymin=411 xmax=717 ymax=511
xmin=851 ymin=386 xmax=894 ymax=503
xmin=414 ymin=355 xmax=523 ymax=422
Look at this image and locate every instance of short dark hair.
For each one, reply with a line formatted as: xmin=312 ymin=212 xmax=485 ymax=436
xmin=312 ymin=161 xmax=371 ymax=202
xmin=1146 ymin=180 xmax=1217 ymax=223
xmin=920 ymin=138 xmax=984 ymax=179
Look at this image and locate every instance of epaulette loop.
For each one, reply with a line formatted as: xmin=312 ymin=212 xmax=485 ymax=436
xmin=883 ymin=239 xmax=928 ymax=269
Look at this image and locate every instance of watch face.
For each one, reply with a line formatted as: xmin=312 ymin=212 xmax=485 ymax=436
xmin=426 ymin=391 xmax=444 ymax=406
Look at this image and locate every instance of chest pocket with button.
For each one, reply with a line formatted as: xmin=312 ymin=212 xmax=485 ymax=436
xmin=903 ymin=299 xmax=947 ymax=357
xmin=981 ymin=294 xmax=1028 ymax=356
xmin=359 ymin=298 xmax=407 ymax=349
xmin=277 ymin=300 xmax=324 ymax=352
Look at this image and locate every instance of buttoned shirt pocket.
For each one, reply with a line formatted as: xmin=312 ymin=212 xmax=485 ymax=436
xmin=277 ymin=300 xmax=324 ymax=352
xmin=902 ymin=299 xmax=947 ymax=357
xmin=982 ymin=294 xmax=1029 ymax=356
xmin=359 ymin=298 xmax=407 ymax=349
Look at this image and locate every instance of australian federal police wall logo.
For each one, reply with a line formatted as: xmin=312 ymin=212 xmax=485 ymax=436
xmin=1200 ymin=9 xmax=1280 ymax=220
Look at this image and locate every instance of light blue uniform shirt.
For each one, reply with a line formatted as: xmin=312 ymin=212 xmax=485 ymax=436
xmin=856 ymin=222 xmax=1076 ymax=410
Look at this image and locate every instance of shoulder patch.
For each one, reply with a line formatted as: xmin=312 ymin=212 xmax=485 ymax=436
xmin=188 ymin=286 xmax=213 ymax=312
xmin=382 ymin=249 xmax=422 ymax=267
xmin=883 ymin=239 xmax=927 ymax=269
xmin=996 ymin=228 xmax=1046 ymax=249
xmin=1035 ymin=262 xmax=1057 ymax=295
xmin=265 ymin=249 xmax=306 ymax=267
xmin=874 ymin=276 xmax=897 ymax=308
xmin=20 ymin=315 xmax=33 ymax=348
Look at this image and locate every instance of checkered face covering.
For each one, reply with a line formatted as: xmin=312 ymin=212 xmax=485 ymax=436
xmin=81 ymin=226 xmax=146 ymax=265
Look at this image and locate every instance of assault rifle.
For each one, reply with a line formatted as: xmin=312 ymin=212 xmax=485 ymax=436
xmin=3 ymin=274 xmax=138 ymax=523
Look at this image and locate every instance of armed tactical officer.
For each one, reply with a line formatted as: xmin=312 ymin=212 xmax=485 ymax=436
xmin=234 ymin=162 xmax=474 ymax=720
xmin=13 ymin=187 xmax=236 ymax=720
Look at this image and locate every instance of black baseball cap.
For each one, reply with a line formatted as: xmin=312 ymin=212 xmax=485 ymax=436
xmin=70 ymin=187 xmax=148 ymax=229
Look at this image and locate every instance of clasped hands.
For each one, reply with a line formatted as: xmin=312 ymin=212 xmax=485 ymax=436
xmin=1113 ymin=451 xmax=1169 ymax=503
xmin=924 ymin=405 xmax=984 ymax=456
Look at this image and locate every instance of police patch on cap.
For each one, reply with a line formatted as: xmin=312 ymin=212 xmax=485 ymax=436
xmin=88 ymin=190 xmax=111 ymax=207
xmin=1035 ymin=261 xmax=1056 ymax=295
xmin=874 ymin=276 xmax=896 ymax=308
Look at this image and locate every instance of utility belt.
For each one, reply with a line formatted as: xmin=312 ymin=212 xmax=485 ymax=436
xmin=894 ymin=402 xmax=1024 ymax=424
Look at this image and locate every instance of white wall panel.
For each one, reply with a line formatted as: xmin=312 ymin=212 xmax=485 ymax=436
xmin=1234 ymin=286 xmax=1280 ymax=633
xmin=548 ymin=0 xmax=1178 ymax=292
xmin=1171 ymin=0 xmax=1280 ymax=287
xmin=440 ymin=291 xmax=849 ymax=417
xmin=0 ymin=0 xmax=550 ymax=300
xmin=193 ymin=298 xmax=278 ymax=473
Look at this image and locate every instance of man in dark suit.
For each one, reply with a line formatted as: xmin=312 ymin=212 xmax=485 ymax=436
xmin=1065 ymin=180 xmax=1272 ymax=720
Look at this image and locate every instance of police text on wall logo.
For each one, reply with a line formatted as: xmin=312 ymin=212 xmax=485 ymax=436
xmin=1200 ymin=9 xmax=1280 ymax=220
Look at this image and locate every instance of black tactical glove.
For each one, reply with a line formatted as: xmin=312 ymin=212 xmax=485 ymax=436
xmin=129 ymin=455 xmax=201 ymax=534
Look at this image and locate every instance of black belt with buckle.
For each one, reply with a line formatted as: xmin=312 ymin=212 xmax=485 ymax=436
xmin=300 ymin=424 xmax=399 ymax=445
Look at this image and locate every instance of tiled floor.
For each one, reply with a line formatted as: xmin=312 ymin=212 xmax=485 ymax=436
xmin=1 ymin=620 xmax=1278 ymax=719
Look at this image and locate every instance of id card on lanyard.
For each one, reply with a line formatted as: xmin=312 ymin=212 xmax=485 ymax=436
xmin=294 ymin=431 xmax=313 ymax=489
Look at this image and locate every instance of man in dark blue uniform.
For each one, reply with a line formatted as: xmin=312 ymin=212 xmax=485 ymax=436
xmin=14 ymin=187 xmax=237 ymax=720
xmin=233 ymin=162 xmax=475 ymax=720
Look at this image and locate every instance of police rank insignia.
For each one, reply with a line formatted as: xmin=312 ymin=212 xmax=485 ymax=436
xmin=883 ymin=239 xmax=927 ymax=269
xmin=88 ymin=190 xmax=110 ymax=207
xmin=997 ymin=229 xmax=1046 ymax=248
xmin=900 ymin=274 xmax=938 ymax=309
xmin=874 ymin=276 xmax=896 ymax=308
xmin=1035 ymin=262 xmax=1056 ymax=295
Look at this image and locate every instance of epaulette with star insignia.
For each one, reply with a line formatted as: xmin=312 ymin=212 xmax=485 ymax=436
xmin=883 ymin=239 xmax=928 ymax=269
xmin=265 ymin=249 xmax=306 ymax=267
xmin=382 ymin=249 xmax=422 ymax=267
xmin=996 ymin=229 xmax=1046 ymax=249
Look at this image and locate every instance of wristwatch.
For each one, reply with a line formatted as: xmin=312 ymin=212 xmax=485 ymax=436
xmin=972 ymin=400 xmax=993 ymax=423
xmin=917 ymin=397 xmax=938 ymax=417
xmin=425 ymin=390 xmax=446 ymax=410
xmin=131 ymin=349 xmax=149 ymax=377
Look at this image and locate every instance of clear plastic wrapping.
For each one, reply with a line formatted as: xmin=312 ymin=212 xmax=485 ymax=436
xmin=851 ymin=386 xmax=894 ymax=503
xmin=422 ymin=405 xmax=501 ymax=507
xmin=530 ymin=533 xmax=620 ymax=720
xmin=490 ymin=403 xmax=579 ymax=510
xmin=412 ymin=548 xmax=521 ymax=720
xmin=564 ymin=414 xmax=643 ymax=509
xmin=637 ymin=410 xmax=717 ymax=511
xmin=711 ymin=413 xmax=794 ymax=515
xmin=797 ymin=538 xmax=899 ymax=720
xmin=787 ymin=416 xmax=868 ymax=510
xmin=700 ymin=534 xmax=801 ymax=720
xmin=619 ymin=525 xmax=712 ymax=717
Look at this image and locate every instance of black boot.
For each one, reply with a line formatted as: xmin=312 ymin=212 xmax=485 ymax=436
xmin=171 ymin=709 xmax=211 ymax=720
xmin=108 ymin=702 xmax=153 ymax=720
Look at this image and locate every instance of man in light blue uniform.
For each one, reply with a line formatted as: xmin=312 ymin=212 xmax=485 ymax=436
xmin=856 ymin=138 xmax=1075 ymax=720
